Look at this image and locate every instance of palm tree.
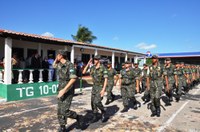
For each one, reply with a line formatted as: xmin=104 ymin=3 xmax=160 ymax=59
xmin=71 ymin=25 xmax=97 ymax=43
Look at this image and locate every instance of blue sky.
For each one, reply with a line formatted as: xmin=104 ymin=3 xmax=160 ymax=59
xmin=1 ymin=0 xmax=200 ymax=54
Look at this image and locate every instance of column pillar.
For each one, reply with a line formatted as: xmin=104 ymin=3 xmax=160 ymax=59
xmin=112 ymin=52 xmax=115 ymax=68
xmin=4 ymin=38 xmax=12 ymax=84
xmin=94 ymin=49 xmax=98 ymax=56
xmin=70 ymin=45 xmax=75 ymax=64
xmin=125 ymin=53 xmax=128 ymax=62
xmin=134 ymin=56 xmax=138 ymax=63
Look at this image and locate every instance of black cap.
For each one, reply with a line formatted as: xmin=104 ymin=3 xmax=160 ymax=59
xmin=151 ymin=55 xmax=158 ymax=59
xmin=58 ymin=50 xmax=67 ymax=56
xmin=165 ymin=58 xmax=171 ymax=61
xmin=94 ymin=55 xmax=101 ymax=60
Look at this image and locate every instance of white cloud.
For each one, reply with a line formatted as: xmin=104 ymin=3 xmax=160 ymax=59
xmin=41 ymin=32 xmax=54 ymax=37
xmin=113 ymin=36 xmax=119 ymax=41
xmin=135 ymin=42 xmax=157 ymax=50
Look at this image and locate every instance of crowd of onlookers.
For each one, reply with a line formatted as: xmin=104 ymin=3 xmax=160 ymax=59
xmin=0 ymin=52 xmax=56 ymax=83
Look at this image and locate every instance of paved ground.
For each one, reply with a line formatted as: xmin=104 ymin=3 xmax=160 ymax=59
xmin=0 ymin=85 xmax=200 ymax=132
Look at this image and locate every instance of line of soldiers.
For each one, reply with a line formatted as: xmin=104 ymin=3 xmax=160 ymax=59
xmin=53 ymin=50 xmax=200 ymax=131
xmin=140 ymin=56 xmax=200 ymax=117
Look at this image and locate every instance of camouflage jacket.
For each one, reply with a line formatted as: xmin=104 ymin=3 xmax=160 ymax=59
xmin=141 ymin=68 xmax=148 ymax=79
xmin=119 ymin=68 xmax=137 ymax=85
xmin=133 ymin=67 xmax=142 ymax=80
xmin=163 ymin=64 xmax=176 ymax=83
xmin=107 ymin=68 xmax=117 ymax=84
xmin=54 ymin=60 xmax=77 ymax=90
xmin=148 ymin=63 xmax=164 ymax=80
xmin=90 ymin=65 xmax=108 ymax=86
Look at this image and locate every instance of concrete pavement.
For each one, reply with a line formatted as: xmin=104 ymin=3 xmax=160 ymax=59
xmin=0 ymin=85 xmax=200 ymax=132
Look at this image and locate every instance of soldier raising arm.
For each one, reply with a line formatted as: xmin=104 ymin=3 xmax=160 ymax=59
xmin=53 ymin=50 xmax=83 ymax=131
xmin=82 ymin=55 xmax=108 ymax=123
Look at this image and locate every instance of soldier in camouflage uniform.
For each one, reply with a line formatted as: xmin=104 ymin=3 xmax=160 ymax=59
xmin=133 ymin=63 xmax=142 ymax=93
xmin=82 ymin=55 xmax=108 ymax=123
xmin=147 ymin=55 xmax=163 ymax=117
xmin=163 ymin=58 xmax=176 ymax=106
xmin=174 ymin=62 xmax=184 ymax=102
xmin=53 ymin=50 xmax=83 ymax=132
xmin=180 ymin=62 xmax=187 ymax=93
xmin=141 ymin=63 xmax=150 ymax=103
xmin=105 ymin=61 xmax=118 ymax=105
xmin=119 ymin=61 xmax=140 ymax=112
xmin=197 ymin=65 xmax=200 ymax=84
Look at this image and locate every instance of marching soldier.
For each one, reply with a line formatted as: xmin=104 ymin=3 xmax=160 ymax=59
xmin=53 ymin=50 xmax=83 ymax=132
xmin=163 ymin=58 xmax=176 ymax=106
xmin=105 ymin=61 xmax=119 ymax=105
xmin=119 ymin=61 xmax=139 ymax=112
xmin=82 ymin=55 xmax=108 ymax=123
xmin=133 ymin=62 xmax=142 ymax=93
xmin=141 ymin=63 xmax=150 ymax=103
xmin=174 ymin=62 xmax=183 ymax=102
xmin=147 ymin=55 xmax=163 ymax=117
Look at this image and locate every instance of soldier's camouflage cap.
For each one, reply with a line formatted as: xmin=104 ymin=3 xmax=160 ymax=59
xmin=180 ymin=62 xmax=184 ymax=64
xmin=125 ymin=61 xmax=132 ymax=64
xmin=94 ymin=55 xmax=101 ymax=60
xmin=57 ymin=50 xmax=67 ymax=56
xmin=122 ymin=63 xmax=125 ymax=66
xmin=151 ymin=55 xmax=158 ymax=59
xmin=134 ymin=62 xmax=139 ymax=65
xmin=143 ymin=63 xmax=147 ymax=66
xmin=165 ymin=58 xmax=171 ymax=61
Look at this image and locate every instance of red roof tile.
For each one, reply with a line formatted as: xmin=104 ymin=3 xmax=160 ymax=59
xmin=0 ymin=29 xmax=144 ymax=56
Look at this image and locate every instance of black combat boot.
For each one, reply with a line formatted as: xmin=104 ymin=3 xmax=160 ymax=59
xmin=141 ymin=96 xmax=145 ymax=102
xmin=121 ymin=106 xmax=129 ymax=113
xmin=90 ymin=113 xmax=98 ymax=123
xmin=132 ymin=97 xmax=138 ymax=110
xmin=101 ymin=110 xmax=107 ymax=122
xmin=156 ymin=107 xmax=161 ymax=117
xmin=58 ymin=125 xmax=66 ymax=132
xmin=76 ymin=115 xmax=84 ymax=129
xmin=151 ymin=109 xmax=157 ymax=117
xmin=111 ymin=93 xmax=115 ymax=102
xmin=165 ymin=93 xmax=172 ymax=106
xmin=175 ymin=94 xmax=180 ymax=102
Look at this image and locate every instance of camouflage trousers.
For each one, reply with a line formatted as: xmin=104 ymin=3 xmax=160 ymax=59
xmin=106 ymin=81 xmax=114 ymax=100
xmin=176 ymin=77 xmax=186 ymax=95
xmin=150 ymin=79 xmax=162 ymax=111
xmin=91 ymin=85 xmax=105 ymax=113
xmin=57 ymin=87 xmax=77 ymax=126
xmin=121 ymin=84 xmax=135 ymax=107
